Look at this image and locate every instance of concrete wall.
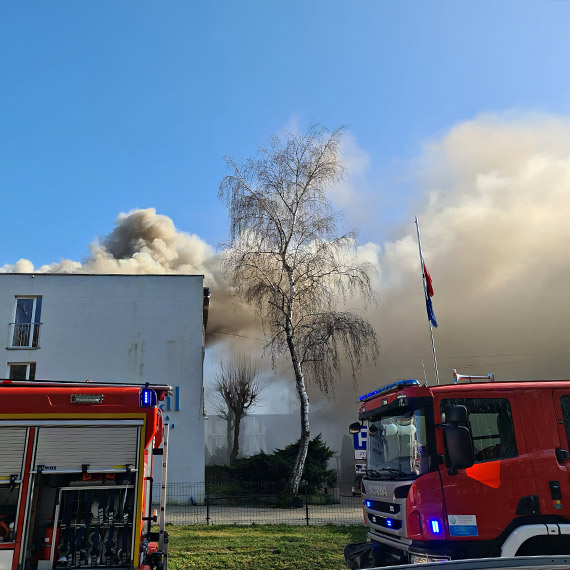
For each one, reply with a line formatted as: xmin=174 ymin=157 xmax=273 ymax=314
xmin=0 ymin=273 xmax=206 ymax=484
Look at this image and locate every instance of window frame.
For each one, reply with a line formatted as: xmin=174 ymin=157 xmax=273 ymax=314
xmin=8 ymin=362 xmax=36 ymax=380
xmin=10 ymin=296 xmax=42 ymax=349
xmin=440 ymin=397 xmax=518 ymax=463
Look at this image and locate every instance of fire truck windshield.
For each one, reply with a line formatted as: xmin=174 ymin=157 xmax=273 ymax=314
xmin=367 ymin=408 xmax=429 ymax=479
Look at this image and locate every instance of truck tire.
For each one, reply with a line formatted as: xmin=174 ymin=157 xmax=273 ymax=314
xmin=344 ymin=542 xmax=384 ymax=569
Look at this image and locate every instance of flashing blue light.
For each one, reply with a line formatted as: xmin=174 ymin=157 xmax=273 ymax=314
xmin=140 ymin=387 xmax=157 ymax=408
xmin=359 ymin=379 xmax=421 ymax=402
xmin=365 ymin=500 xmax=372 ymax=508
xmin=386 ymin=519 xmax=394 ymax=528
xmin=430 ymin=519 xmax=441 ymax=534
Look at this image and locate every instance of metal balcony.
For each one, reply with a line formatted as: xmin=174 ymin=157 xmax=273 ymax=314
xmin=9 ymin=322 xmax=41 ymax=348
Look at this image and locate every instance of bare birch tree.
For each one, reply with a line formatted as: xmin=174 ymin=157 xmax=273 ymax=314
xmin=219 ymin=125 xmax=379 ymax=495
xmin=211 ymin=355 xmax=263 ymax=465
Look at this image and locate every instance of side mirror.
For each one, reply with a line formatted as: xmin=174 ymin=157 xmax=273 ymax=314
xmin=349 ymin=422 xmax=362 ymax=434
xmin=445 ymin=426 xmax=474 ymax=471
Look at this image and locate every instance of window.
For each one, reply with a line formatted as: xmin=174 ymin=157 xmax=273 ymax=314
xmin=11 ymin=297 xmax=42 ymax=348
xmin=9 ymin=362 xmax=36 ymax=380
xmin=561 ymin=396 xmax=570 ymax=447
xmin=441 ymin=398 xmax=517 ymax=461
xmin=367 ymin=408 xmax=432 ymax=477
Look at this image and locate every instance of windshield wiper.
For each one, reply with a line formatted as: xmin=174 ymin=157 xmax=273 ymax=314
xmin=366 ymin=469 xmax=384 ymax=478
xmin=367 ymin=467 xmax=410 ymax=480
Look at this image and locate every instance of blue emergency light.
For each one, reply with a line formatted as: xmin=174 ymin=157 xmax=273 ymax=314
xmin=430 ymin=519 xmax=441 ymax=534
xmin=140 ymin=386 xmax=157 ymax=408
xmin=359 ymin=379 xmax=421 ymax=402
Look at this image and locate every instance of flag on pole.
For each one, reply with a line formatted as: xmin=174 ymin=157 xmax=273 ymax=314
xmin=423 ymin=262 xmax=434 ymax=297
xmin=425 ymin=292 xmax=438 ymax=328
xmin=415 ymin=216 xmax=440 ymax=384
xmin=422 ymin=261 xmax=437 ymax=326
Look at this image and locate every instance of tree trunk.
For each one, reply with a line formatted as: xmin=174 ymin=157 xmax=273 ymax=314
xmin=226 ymin=411 xmax=234 ymax=465
xmin=286 ymin=334 xmax=310 ymax=496
xmin=230 ymin=414 xmax=241 ymax=466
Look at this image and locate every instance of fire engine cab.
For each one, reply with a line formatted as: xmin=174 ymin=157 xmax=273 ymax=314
xmin=349 ymin=372 xmax=570 ymax=565
xmin=0 ymin=379 xmax=171 ymax=570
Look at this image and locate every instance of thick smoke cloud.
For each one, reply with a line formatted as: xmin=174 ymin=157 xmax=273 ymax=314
xmin=374 ymin=113 xmax=570 ymax=385
xmin=1 ymin=208 xmax=216 ymax=276
xmin=0 ymin=208 xmax=257 ymax=343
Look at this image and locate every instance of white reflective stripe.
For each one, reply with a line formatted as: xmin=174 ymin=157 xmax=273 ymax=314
xmin=35 ymin=426 xmax=139 ymax=472
xmin=0 ymin=427 xmax=27 ymax=478
xmin=0 ymin=420 xmax=143 ymax=427
xmin=501 ymin=524 xmax=549 ymax=557
xmin=30 ymin=469 xmax=138 ymax=475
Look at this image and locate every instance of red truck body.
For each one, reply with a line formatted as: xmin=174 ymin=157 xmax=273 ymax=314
xmin=0 ymin=380 xmax=170 ymax=570
xmin=355 ymin=377 xmax=570 ymax=564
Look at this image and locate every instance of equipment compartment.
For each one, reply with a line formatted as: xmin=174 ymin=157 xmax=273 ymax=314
xmin=27 ymin=479 xmax=136 ymax=570
xmin=54 ymin=486 xmax=135 ymax=569
xmin=0 ymin=484 xmax=19 ymax=543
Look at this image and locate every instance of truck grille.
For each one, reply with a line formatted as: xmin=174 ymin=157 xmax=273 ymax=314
xmin=362 ymin=480 xmax=410 ymax=540
xmin=367 ymin=513 xmax=403 ymax=530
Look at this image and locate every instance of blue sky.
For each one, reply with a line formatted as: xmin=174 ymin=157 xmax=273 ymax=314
xmin=2 ymin=1 xmax=570 ymax=266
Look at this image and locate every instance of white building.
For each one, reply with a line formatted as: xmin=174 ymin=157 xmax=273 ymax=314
xmin=0 ymin=273 xmax=208 ymax=484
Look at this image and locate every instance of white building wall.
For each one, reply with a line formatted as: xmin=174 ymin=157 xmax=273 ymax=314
xmin=0 ymin=273 xmax=206 ymax=484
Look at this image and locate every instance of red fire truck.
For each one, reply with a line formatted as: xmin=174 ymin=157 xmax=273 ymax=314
xmin=0 ymin=379 xmax=171 ymax=570
xmin=349 ymin=372 xmax=570 ymax=565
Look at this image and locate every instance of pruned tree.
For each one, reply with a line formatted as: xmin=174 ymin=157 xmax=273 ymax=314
xmin=212 ymin=397 xmax=234 ymax=464
xmin=211 ymin=355 xmax=263 ymax=465
xmin=219 ymin=125 xmax=379 ymax=495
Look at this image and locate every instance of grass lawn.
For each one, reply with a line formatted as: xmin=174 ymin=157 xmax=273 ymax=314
xmin=167 ymin=524 xmax=367 ymax=570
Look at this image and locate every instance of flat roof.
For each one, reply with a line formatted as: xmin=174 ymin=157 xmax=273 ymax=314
xmin=431 ymin=378 xmax=570 ymax=392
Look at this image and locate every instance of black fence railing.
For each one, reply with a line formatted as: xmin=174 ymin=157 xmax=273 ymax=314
xmin=152 ymin=481 xmax=363 ymax=526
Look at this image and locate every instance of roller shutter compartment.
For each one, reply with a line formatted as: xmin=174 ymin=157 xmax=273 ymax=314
xmin=35 ymin=426 xmax=139 ymax=473
xmin=0 ymin=427 xmax=27 ymax=480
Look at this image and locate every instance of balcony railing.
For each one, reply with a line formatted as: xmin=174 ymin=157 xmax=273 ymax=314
xmin=9 ymin=322 xmax=41 ymax=348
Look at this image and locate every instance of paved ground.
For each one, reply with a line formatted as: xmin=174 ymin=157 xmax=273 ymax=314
xmin=163 ymin=500 xmax=363 ymax=526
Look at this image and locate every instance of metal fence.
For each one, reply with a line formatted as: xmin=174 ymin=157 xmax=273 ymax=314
xmin=153 ymin=481 xmax=363 ymax=526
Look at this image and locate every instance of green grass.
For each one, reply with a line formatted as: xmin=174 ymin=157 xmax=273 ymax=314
xmin=166 ymin=524 xmax=367 ymax=570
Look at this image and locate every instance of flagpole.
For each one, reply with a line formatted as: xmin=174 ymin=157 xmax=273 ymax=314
xmin=415 ymin=216 xmax=440 ymax=386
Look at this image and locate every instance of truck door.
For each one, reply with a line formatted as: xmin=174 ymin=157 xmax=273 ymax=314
xmin=0 ymin=427 xmax=28 ymax=570
xmin=437 ymin=395 xmax=537 ymax=545
xmin=553 ymin=390 xmax=570 ymax=499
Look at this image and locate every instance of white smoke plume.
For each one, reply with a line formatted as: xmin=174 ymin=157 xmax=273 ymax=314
xmin=373 ymin=113 xmax=570 ymax=384
xmin=0 ymin=208 xmax=217 ymax=278
xmin=0 ymin=208 xmax=257 ymax=343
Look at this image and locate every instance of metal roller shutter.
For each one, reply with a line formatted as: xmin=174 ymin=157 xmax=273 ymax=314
xmin=35 ymin=426 xmax=139 ymax=472
xmin=0 ymin=427 xmax=27 ymax=479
